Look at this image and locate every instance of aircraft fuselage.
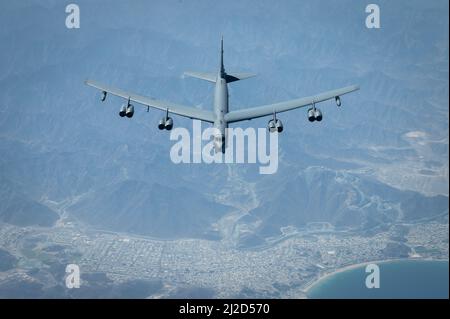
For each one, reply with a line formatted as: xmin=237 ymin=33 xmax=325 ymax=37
xmin=212 ymin=71 xmax=229 ymax=152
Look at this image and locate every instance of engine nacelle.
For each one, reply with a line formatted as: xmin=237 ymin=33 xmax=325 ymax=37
xmin=126 ymin=105 xmax=134 ymax=118
xmin=165 ymin=117 xmax=173 ymax=130
xmin=314 ymin=109 xmax=323 ymax=122
xmin=119 ymin=105 xmax=127 ymax=117
xmin=268 ymin=118 xmax=284 ymax=133
xmin=335 ymin=96 xmax=341 ymax=107
xmin=275 ymin=119 xmax=283 ymax=133
xmin=268 ymin=119 xmax=277 ymax=133
xmin=158 ymin=118 xmax=166 ymax=130
xmin=307 ymin=108 xmax=315 ymax=122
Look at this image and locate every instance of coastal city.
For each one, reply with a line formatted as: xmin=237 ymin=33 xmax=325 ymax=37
xmin=0 ymin=216 xmax=447 ymax=298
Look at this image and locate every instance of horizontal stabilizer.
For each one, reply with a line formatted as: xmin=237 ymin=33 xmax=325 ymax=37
xmin=225 ymin=73 xmax=257 ymax=83
xmin=184 ymin=71 xmax=257 ymax=84
xmin=184 ymin=72 xmax=216 ymax=83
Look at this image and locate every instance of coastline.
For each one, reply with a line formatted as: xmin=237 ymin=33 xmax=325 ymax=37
xmin=302 ymin=257 xmax=449 ymax=297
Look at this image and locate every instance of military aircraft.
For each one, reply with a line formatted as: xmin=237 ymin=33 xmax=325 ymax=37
xmin=85 ymin=38 xmax=359 ymax=153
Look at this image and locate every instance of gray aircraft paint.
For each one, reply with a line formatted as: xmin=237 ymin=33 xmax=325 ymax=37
xmin=212 ymin=38 xmax=228 ymax=152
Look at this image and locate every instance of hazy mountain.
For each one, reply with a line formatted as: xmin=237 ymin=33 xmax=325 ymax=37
xmin=0 ymin=0 xmax=447 ymax=243
xmin=0 ymin=177 xmax=59 ymax=227
xmin=246 ymin=167 xmax=448 ymax=238
xmin=0 ymin=248 xmax=18 ymax=271
xmin=69 ymin=180 xmax=231 ymax=239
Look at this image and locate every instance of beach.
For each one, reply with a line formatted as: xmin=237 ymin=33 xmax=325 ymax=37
xmin=303 ymin=257 xmax=448 ymax=297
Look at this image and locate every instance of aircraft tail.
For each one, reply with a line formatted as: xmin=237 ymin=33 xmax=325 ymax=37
xmin=184 ymin=37 xmax=256 ymax=83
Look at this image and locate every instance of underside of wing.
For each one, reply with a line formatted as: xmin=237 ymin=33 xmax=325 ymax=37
xmin=225 ymin=85 xmax=360 ymax=123
xmin=85 ymin=80 xmax=215 ymax=123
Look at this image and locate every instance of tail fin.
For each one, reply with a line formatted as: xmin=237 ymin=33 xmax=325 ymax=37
xmin=220 ymin=37 xmax=256 ymax=83
xmin=220 ymin=36 xmax=225 ymax=77
xmin=184 ymin=37 xmax=256 ymax=84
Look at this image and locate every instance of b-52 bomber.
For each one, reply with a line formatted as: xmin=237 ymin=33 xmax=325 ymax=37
xmin=86 ymin=38 xmax=360 ymax=152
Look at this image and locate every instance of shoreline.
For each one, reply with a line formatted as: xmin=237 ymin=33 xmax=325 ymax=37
xmin=302 ymin=257 xmax=449 ymax=296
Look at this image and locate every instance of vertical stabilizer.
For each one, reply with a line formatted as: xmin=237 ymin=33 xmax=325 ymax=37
xmin=184 ymin=37 xmax=256 ymax=84
xmin=220 ymin=36 xmax=225 ymax=77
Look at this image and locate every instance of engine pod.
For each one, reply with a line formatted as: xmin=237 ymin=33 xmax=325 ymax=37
xmin=267 ymin=119 xmax=277 ymax=133
xmin=125 ymin=105 xmax=134 ymax=118
xmin=307 ymin=108 xmax=315 ymax=122
xmin=314 ymin=109 xmax=323 ymax=121
xmin=165 ymin=117 xmax=173 ymax=130
xmin=119 ymin=105 xmax=127 ymax=117
xmin=275 ymin=119 xmax=283 ymax=133
xmin=158 ymin=118 xmax=166 ymax=130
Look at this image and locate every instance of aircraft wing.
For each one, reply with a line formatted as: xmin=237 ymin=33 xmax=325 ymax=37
xmin=85 ymin=80 xmax=215 ymax=123
xmin=225 ymin=85 xmax=360 ymax=123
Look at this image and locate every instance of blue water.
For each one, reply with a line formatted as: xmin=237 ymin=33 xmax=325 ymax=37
xmin=307 ymin=260 xmax=449 ymax=299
